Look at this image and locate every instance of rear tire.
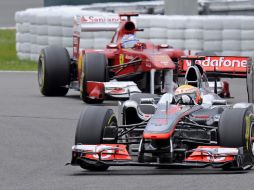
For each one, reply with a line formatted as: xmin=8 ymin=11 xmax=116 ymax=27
xmin=75 ymin=107 xmax=118 ymax=171
xmin=218 ymin=108 xmax=254 ymax=170
xmin=80 ymin=53 xmax=108 ymax=104
xmin=38 ymin=46 xmax=70 ymax=96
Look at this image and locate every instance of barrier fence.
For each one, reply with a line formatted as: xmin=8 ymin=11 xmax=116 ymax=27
xmin=15 ymin=5 xmax=254 ymax=61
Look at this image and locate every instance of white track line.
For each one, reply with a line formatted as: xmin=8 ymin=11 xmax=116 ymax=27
xmin=0 ymin=71 xmax=36 ymax=73
xmin=0 ymin=27 xmax=15 ymax=29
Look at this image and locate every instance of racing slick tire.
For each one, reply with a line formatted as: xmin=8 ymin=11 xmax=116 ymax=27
xmin=75 ymin=107 xmax=118 ymax=171
xmin=38 ymin=46 xmax=70 ymax=96
xmin=81 ymin=53 xmax=108 ymax=104
xmin=218 ymin=108 xmax=254 ymax=170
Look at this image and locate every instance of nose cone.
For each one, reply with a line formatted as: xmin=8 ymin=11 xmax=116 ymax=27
xmin=143 ymin=104 xmax=189 ymax=139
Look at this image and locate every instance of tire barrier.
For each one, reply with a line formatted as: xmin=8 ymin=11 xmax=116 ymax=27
xmin=15 ymin=5 xmax=254 ymax=60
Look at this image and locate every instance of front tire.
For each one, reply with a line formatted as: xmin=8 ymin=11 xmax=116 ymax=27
xmin=80 ymin=53 xmax=108 ymax=104
xmin=38 ymin=46 xmax=70 ymax=96
xmin=218 ymin=108 xmax=254 ymax=170
xmin=75 ymin=107 xmax=118 ymax=171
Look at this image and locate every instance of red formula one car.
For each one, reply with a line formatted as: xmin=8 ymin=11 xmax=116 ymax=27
xmin=69 ymin=56 xmax=254 ymax=171
xmin=37 ymin=13 xmax=184 ymax=103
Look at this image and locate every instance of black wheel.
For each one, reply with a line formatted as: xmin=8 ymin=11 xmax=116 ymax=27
xmin=218 ymin=108 xmax=254 ymax=170
xmin=81 ymin=53 xmax=108 ymax=104
xmin=38 ymin=46 xmax=70 ymax=96
xmin=130 ymin=93 xmax=159 ymax=114
xmin=75 ymin=107 xmax=118 ymax=171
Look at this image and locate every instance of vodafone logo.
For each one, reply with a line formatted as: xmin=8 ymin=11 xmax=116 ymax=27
xmin=185 ymin=57 xmax=247 ymax=68
xmin=183 ymin=56 xmax=249 ymax=72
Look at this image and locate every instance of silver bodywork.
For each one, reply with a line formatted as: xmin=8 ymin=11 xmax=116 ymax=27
xmin=208 ymin=81 xmax=224 ymax=95
xmin=104 ymin=81 xmax=141 ymax=98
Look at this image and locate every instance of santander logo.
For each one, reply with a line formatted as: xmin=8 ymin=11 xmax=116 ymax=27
xmin=80 ymin=16 xmax=120 ymax=23
xmin=183 ymin=56 xmax=248 ymax=72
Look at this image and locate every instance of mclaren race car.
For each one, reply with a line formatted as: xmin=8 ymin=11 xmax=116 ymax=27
xmin=37 ymin=13 xmax=184 ymax=103
xmin=70 ymin=56 xmax=254 ymax=171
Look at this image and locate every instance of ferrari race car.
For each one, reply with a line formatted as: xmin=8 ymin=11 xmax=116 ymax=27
xmin=70 ymin=56 xmax=254 ymax=171
xmin=37 ymin=13 xmax=184 ymax=103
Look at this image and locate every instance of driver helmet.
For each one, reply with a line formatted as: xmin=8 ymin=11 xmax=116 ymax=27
xmin=121 ymin=34 xmax=139 ymax=48
xmin=174 ymin=84 xmax=202 ymax=105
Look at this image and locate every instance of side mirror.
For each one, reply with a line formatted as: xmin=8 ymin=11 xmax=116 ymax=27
xmin=158 ymin=44 xmax=170 ymax=49
xmin=106 ymin=43 xmax=118 ymax=49
xmin=212 ymin=99 xmax=227 ymax=105
xmin=140 ymin=98 xmax=155 ymax=105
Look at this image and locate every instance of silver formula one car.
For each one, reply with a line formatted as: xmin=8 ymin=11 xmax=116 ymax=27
xmin=70 ymin=56 xmax=254 ymax=171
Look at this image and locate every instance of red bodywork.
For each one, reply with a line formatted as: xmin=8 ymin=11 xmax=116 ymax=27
xmin=77 ymin=144 xmax=131 ymax=161
xmin=185 ymin=146 xmax=236 ymax=163
xmin=86 ymin=82 xmax=105 ymax=100
xmin=73 ymin=13 xmax=184 ymax=82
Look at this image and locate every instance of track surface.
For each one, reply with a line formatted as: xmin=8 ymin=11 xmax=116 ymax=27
xmin=0 ymin=72 xmax=254 ymax=190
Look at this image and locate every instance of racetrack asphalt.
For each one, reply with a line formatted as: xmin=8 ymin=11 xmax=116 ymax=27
xmin=0 ymin=72 xmax=254 ymax=190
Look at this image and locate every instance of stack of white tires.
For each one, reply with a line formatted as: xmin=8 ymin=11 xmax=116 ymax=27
xmin=15 ymin=6 xmax=254 ymax=61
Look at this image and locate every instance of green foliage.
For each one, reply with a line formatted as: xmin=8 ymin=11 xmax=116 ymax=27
xmin=0 ymin=29 xmax=36 ymax=71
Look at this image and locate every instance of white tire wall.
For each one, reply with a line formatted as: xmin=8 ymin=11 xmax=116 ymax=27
xmin=93 ymin=31 xmax=115 ymax=38
xmin=149 ymin=28 xmax=167 ymax=39
xmin=167 ymin=39 xmax=185 ymax=49
xmin=62 ymin=37 xmax=73 ymax=47
xmin=203 ymin=30 xmax=222 ymax=41
xmin=222 ymin=40 xmax=241 ymax=51
xmin=80 ymin=39 xmax=94 ymax=49
xmin=136 ymin=29 xmax=150 ymax=39
xmin=166 ymin=30 xmax=184 ymax=39
xmin=203 ymin=41 xmax=222 ymax=52
xmin=93 ymin=39 xmax=110 ymax=49
xmin=15 ymin=6 xmax=254 ymax=61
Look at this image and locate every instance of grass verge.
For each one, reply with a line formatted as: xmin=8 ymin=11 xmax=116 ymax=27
xmin=0 ymin=29 xmax=37 ymax=71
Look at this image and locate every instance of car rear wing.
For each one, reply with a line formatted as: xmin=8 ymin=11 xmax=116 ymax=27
xmin=73 ymin=13 xmax=138 ymax=32
xmin=73 ymin=15 xmax=120 ymax=58
xmin=178 ymin=56 xmax=252 ymax=78
xmin=73 ymin=15 xmax=120 ymax=33
xmin=72 ymin=13 xmax=141 ymax=59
